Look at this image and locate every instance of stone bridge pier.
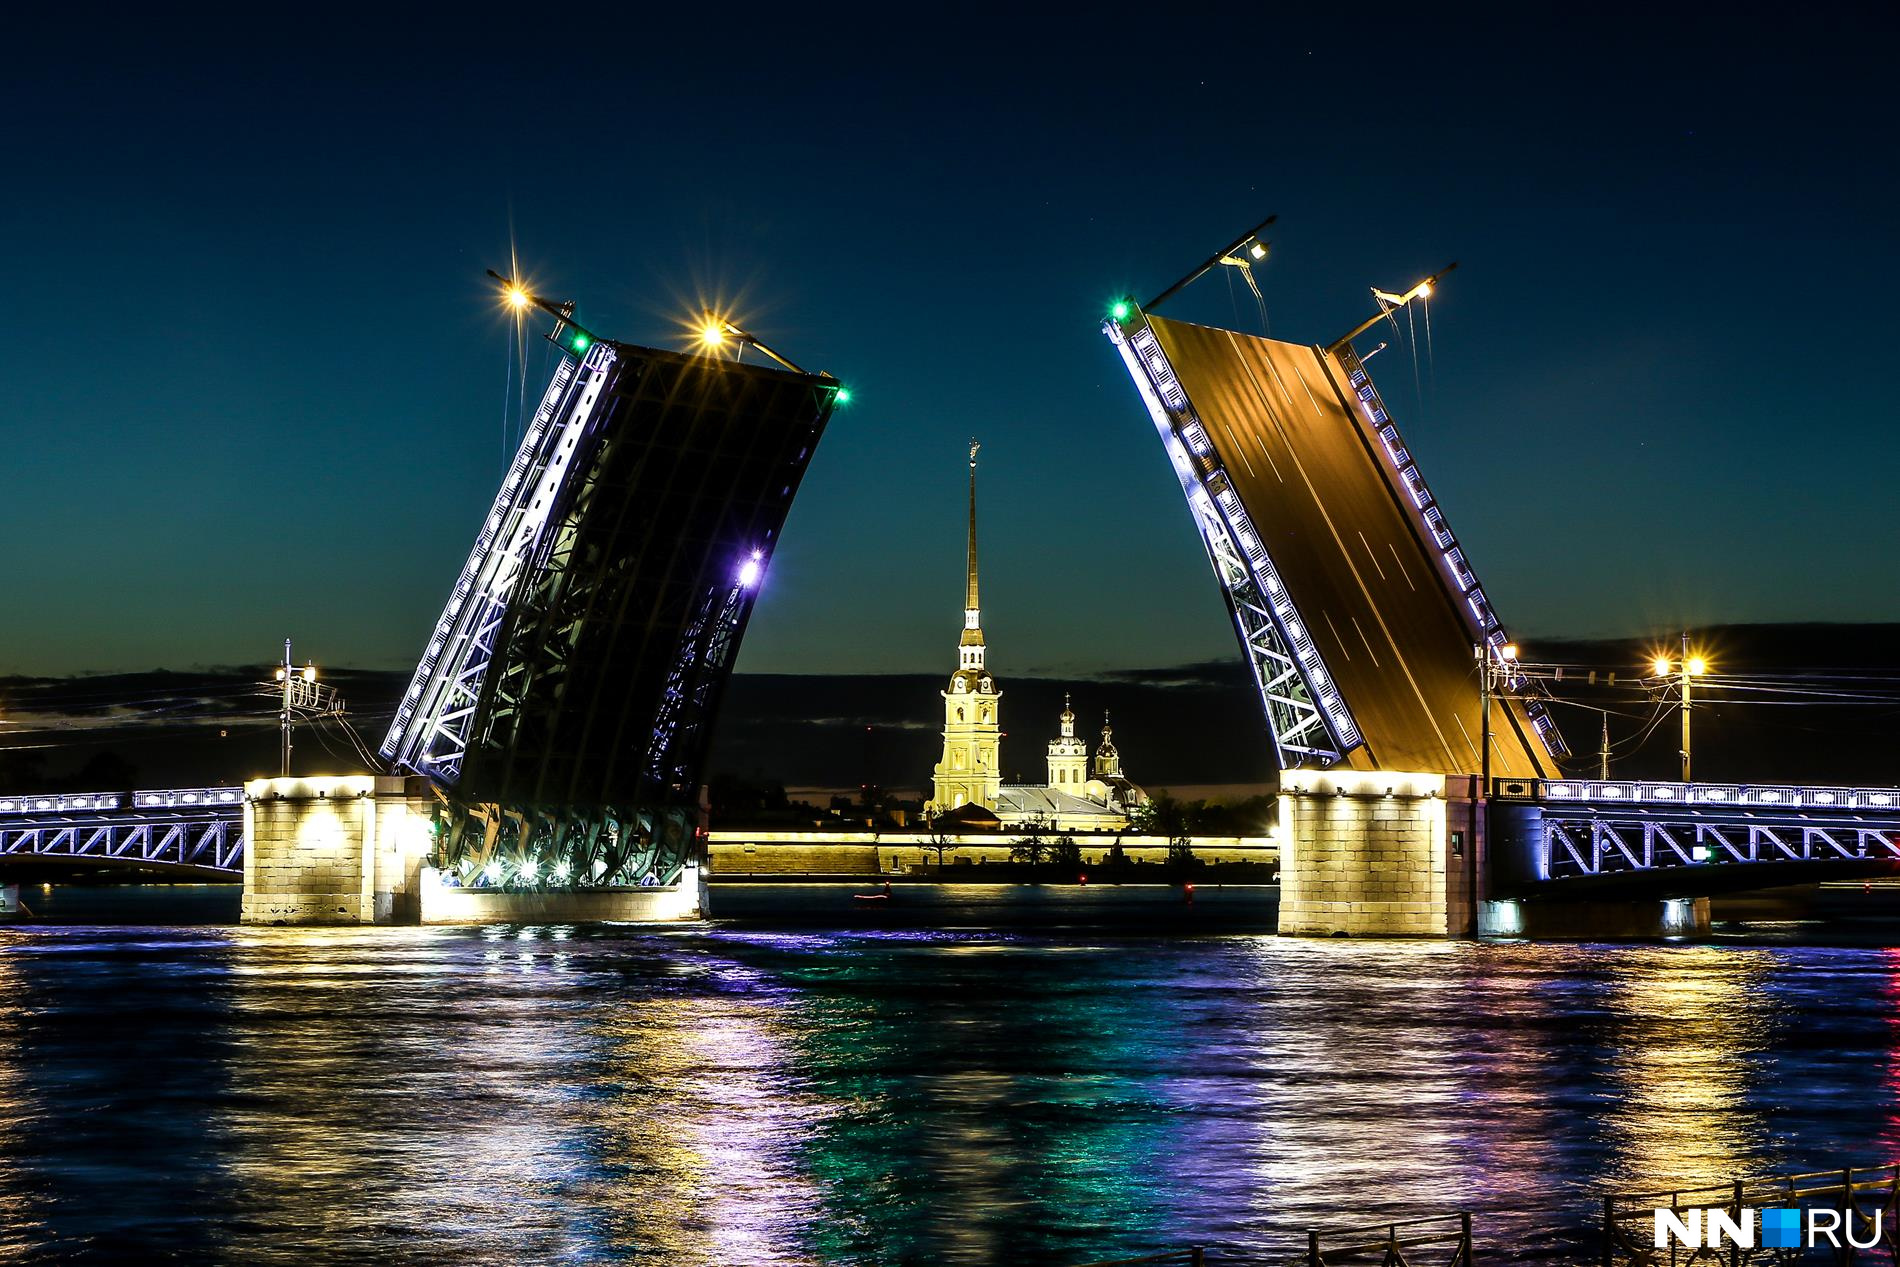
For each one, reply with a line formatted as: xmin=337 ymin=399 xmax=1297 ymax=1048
xmin=1276 ymin=771 xmax=1709 ymax=939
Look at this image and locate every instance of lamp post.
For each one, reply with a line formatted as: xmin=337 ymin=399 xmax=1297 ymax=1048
xmin=271 ymin=640 xmax=331 ymax=778
xmin=1476 ymin=640 xmax=1520 ymax=800
xmin=1651 ymin=632 xmax=1709 ymax=783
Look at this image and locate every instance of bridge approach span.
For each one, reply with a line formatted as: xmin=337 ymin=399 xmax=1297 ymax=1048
xmin=0 ymin=787 xmax=243 ymax=877
xmin=1491 ymin=777 xmax=1900 ymax=897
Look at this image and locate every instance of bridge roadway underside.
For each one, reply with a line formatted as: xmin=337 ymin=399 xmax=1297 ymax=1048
xmin=1144 ymin=315 xmax=1548 ymax=779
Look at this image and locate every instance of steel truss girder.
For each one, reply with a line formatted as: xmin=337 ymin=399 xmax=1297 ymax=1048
xmin=1544 ymin=811 xmax=1900 ymax=879
xmin=382 ymin=347 xmax=612 ymax=782
xmin=432 ymin=799 xmax=695 ymax=890
xmin=1107 ymin=316 xmax=1356 ymax=768
xmin=0 ymin=813 xmax=240 ymax=873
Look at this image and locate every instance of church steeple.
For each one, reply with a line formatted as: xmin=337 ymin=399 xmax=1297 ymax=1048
xmin=1094 ymin=711 xmax=1122 ymax=778
xmin=932 ymin=440 xmax=1001 ymax=814
xmin=1047 ymin=691 xmax=1087 ymax=790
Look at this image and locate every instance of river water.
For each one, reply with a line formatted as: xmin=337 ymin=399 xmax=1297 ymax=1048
xmin=2 ymin=886 xmax=1898 ymax=1265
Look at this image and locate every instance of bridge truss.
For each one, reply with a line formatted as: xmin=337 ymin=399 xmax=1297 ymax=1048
xmin=0 ymin=788 xmax=244 ymax=875
xmin=1495 ymin=779 xmax=1900 ymax=885
xmin=1108 ymin=316 xmax=1354 ymax=765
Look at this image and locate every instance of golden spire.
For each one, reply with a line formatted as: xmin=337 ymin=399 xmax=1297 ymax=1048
xmin=960 ymin=439 xmax=984 ymax=651
xmin=965 ymin=439 xmax=980 ymax=616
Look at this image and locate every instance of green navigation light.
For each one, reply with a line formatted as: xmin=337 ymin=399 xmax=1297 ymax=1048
xmin=1110 ymin=300 xmax=1132 ymax=321
xmin=835 ymin=386 xmax=853 ymax=406
xmin=568 ymin=331 xmax=591 ymax=354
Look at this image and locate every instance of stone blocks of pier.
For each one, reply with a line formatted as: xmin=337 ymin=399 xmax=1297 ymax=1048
xmin=241 ymin=775 xmax=434 ymax=925
xmin=1276 ymin=770 xmax=1476 ymax=937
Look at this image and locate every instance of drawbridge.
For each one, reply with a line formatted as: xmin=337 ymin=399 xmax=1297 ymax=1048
xmin=1106 ymin=290 xmax=1564 ymax=779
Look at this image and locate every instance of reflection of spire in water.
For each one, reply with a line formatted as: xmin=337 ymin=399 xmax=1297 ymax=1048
xmin=1599 ymin=947 xmax=1774 ymax=1186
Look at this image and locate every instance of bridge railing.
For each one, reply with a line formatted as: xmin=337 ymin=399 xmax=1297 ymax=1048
xmin=1300 ymin=1214 xmax=1473 ymax=1267
xmin=1500 ymin=779 xmax=1900 ymax=814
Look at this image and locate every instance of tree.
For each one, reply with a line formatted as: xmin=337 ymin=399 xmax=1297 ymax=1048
xmin=1050 ymin=835 xmax=1082 ymax=869
xmin=924 ymin=811 xmax=960 ymax=870
xmin=1009 ymin=820 xmax=1052 ymax=866
xmin=1135 ymin=794 xmax=1199 ymax=877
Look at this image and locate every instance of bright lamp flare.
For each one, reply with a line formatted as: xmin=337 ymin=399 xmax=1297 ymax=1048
xmin=1415 ymin=282 xmax=1432 ymax=298
xmin=1687 ymin=656 xmax=1708 ymax=676
xmin=699 ymin=320 xmax=727 ymax=347
xmin=835 ymin=386 xmax=853 ymax=406
xmin=1500 ymin=643 xmax=1519 ymax=661
xmin=1110 ymin=299 xmax=1132 ymax=321
xmin=738 ymin=557 xmax=762 ymax=587
xmin=504 ymin=285 xmax=531 ymax=312
xmin=1652 ymin=657 xmax=1673 ymax=677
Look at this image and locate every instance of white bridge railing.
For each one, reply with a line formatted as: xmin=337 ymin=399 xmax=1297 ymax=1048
xmin=1506 ymin=778 xmax=1900 ymax=812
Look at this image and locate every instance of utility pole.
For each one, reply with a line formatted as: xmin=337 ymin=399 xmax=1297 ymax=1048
xmin=1599 ymin=712 xmax=1612 ymax=781
xmin=278 ymin=638 xmax=295 ymax=778
xmin=1478 ymin=643 xmax=1492 ymax=799
xmin=1474 ymin=640 xmax=1517 ymax=936
xmin=1651 ymin=633 xmax=1707 ymax=785
xmin=272 ymin=640 xmax=330 ymax=778
xmin=1678 ymin=630 xmax=1693 ymax=784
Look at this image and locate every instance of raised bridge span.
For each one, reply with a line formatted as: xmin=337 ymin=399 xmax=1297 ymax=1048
xmin=4 ymin=263 xmax=1892 ymax=938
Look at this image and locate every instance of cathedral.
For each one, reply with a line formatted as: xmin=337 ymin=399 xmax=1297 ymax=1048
xmin=926 ymin=443 xmax=1148 ymax=832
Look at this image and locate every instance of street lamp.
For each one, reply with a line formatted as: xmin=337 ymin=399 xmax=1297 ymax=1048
xmin=1651 ymin=633 xmax=1710 ymax=783
xmin=690 ymin=312 xmax=812 ymax=374
xmin=266 ymin=639 xmax=344 ymax=777
xmin=1477 ymin=641 xmax=1520 ymax=795
xmin=1328 ymin=262 xmax=1459 ymax=355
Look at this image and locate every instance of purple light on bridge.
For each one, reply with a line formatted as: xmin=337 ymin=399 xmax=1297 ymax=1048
xmin=737 ymin=550 xmax=763 ymax=588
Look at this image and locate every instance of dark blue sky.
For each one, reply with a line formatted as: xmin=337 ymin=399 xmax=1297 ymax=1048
xmin=6 ymin=9 xmax=1896 ymax=678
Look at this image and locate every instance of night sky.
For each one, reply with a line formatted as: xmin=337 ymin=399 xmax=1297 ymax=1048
xmin=6 ymin=10 xmax=1896 ymax=680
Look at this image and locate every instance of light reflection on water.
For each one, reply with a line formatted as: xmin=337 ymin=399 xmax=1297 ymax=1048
xmin=1 ymin=917 xmax=1898 ymax=1265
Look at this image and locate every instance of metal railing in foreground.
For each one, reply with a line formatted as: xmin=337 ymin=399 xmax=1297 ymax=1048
xmin=1300 ymin=1214 xmax=1474 ymax=1267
